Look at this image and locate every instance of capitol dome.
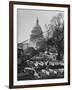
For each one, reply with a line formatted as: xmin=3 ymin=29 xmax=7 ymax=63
xmin=30 ymin=17 xmax=44 ymax=49
xmin=31 ymin=17 xmax=43 ymax=35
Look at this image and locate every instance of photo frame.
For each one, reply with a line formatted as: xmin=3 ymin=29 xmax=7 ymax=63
xmin=9 ymin=1 xmax=70 ymax=89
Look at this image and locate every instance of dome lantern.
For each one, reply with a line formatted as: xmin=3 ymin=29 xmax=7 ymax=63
xmin=36 ymin=16 xmax=39 ymax=25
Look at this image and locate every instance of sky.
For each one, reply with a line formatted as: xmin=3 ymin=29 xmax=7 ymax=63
xmin=17 ymin=9 xmax=63 ymax=43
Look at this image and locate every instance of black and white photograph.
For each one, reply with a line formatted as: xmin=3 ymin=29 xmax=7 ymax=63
xmin=17 ymin=9 xmax=64 ymax=81
xmin=9 ymin=1 xmax=70 ymax=88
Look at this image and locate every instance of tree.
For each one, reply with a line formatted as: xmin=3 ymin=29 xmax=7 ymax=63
xmin=51 ymin=13 xmax=64 ymax=60
xmin=46 ymin=13 xmax=64 ymax=60
xmin=44 ymin=24 xmax=55 ymax=53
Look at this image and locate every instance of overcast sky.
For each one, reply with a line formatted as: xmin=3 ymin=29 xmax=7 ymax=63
xmin=17 ymin=9 xmax=63 ymax=43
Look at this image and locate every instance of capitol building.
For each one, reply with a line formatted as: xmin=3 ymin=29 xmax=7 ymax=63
xmin=18 ymin=17 xmax=44 ymax=50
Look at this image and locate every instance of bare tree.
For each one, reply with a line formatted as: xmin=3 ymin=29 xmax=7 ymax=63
xmin=51 ymin=13 xmax=64 ymax=60
xmin=45 ymin=13 xmax=64 ymax=60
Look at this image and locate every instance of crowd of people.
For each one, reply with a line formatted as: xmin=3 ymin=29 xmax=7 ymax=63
xmin=17 ymin=55 xmax=64 ymax=80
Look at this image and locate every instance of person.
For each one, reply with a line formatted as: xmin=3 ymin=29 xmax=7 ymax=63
xmin=46 ymin=61 xmax=50 ymax=70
